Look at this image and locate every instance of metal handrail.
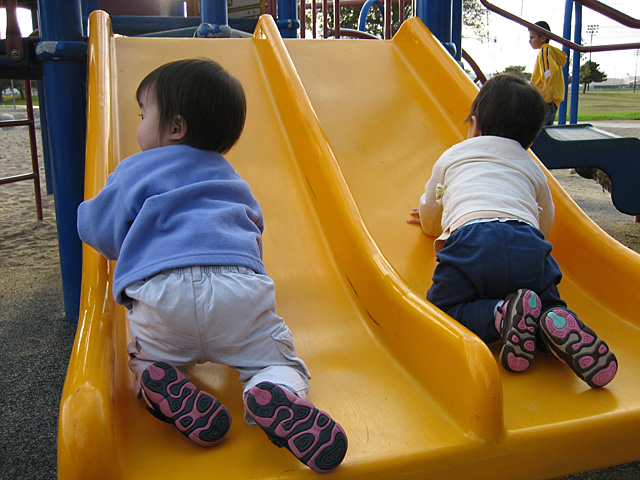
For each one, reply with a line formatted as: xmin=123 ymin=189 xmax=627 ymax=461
xmin=299 ymin=0 xmax=404 ymax=39
xmin=461 ymin=48 xmax=487 ymax=85
xmin=479 ymin=0 xmax=640 ymax=53
xmin=574 ymin=0 xmax=640 ymax=29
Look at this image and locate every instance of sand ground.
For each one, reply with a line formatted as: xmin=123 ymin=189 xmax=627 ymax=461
xmin=0 ymin=106 xmax=639 ymax=479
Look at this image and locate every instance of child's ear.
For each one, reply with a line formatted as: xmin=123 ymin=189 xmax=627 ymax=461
xmin=168 ymin=115 xmax=187 ymax=142
xmin=467 ymin=115 xmax=482 ymax=139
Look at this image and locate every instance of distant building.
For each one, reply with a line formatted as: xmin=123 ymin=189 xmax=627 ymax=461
xmin=2 ymin=87 xmax=20 ymax=96
xmin=590 ymin=77 xmax=631 ymax=90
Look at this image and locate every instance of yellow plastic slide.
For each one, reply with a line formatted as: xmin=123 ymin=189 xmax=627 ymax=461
xmin=59 ymin=10 xmax=640 ymax=479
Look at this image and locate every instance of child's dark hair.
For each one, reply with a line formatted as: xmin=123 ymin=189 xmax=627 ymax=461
xmin=533 ymin=21 xmax=551 ymax=44
xmin=137 ymin=58 xmax=246 ymax=154
xmin=466 ymin=73 xmax=547 ymax=149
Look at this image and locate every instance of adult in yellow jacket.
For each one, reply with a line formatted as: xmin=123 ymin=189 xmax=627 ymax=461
xmin=529 ymin=21 xmax=567 ymax=125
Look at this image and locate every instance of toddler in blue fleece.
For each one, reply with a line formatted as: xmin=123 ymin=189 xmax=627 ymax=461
xmin=77 ymin=58 xmax=346 ymax=473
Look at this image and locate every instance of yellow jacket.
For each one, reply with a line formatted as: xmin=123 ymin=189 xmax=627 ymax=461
xmin=531 ymin=44 xmax=567 ymax=107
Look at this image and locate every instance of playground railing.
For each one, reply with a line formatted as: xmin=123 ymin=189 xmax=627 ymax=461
xmin=479 ymin=0 xmax=640 ymax=53
xmin=0 ymin=80 xmax=43 ymax=221
xmin=479 ymin=0 xmax=640 ymax=125
xmin=298 ymin=0 xmax=409 ymax=39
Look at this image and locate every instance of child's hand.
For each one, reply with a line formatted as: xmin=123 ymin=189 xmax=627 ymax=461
xmin=407 ymin=208 xmax=421 ymax=225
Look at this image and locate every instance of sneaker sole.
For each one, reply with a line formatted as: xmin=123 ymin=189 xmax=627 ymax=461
xmin=499 ymin=289 xmax=541 ymax=372
xmin=539 ymin=309 xmax=617 ymax=388
xmin=141 ymin=362 xmax=231 ymax=446
xmin=245 ymin=382 xmax=347 ymax=474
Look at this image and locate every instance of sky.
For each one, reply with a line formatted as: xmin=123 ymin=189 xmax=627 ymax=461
xmin=2 ymin=1 xmax=640 ymax=79
xmin=462 ymin=0 xmax=640 ymax=80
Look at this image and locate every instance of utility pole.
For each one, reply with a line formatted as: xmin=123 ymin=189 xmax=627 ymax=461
xmin=634 ymin=49 xmax=640 ymax=93
xmin=586 ymin=24 xmax=598 ymax=61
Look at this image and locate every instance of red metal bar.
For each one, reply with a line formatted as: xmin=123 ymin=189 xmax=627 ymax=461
xmin=323 ymin=0 xmax=329 ymax=37
xmin=0 ymin=173 xmax=38 ymax=185
xmin=305 ymin=0 xmax=406 ymax=8
xmin=0 ymin=81 xmax=43 ymax=221
xmin=24 ymin=81 xmax=43 ymax=220
xmin=480 ymin=0 xmax=640 ymax=53
xmin=299 ymin=0 xmax=306 ymax=37
xmin=312 ymin=0 xmax=317 ymax=38
xmin=3 ymin=0 xmax=25 ymax=61
xmin=574 ymin=0 xmax=640 ymax=29
xmin=461 ymin=48 xmax=487 ymax=85
xmin=334 ymin=0 xmax=341 ymax=38
xmin=338 ymin=28 xmax=380 ymax=39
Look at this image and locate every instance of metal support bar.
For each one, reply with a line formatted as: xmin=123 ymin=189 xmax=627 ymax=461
xmin=570 ymin=3 xmax=582 ymax=124
xmin=557 ymin=0 xmax=573 ymax=126
xmin=480 ymin=0 xmax=640 ymax=53
xmin=0 ymin=81 xmax=43 ymax=221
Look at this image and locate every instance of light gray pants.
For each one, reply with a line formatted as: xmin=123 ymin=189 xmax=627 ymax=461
xmin=125 ymin=265 xmax=311 ymax=423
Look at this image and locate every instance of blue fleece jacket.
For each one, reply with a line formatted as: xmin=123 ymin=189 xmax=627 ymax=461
xmin=77 ymin=144 xmax=265 ymax=307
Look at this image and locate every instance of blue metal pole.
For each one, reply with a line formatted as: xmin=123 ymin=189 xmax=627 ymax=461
xmin=570 ymin=2 xmax=582 ymax=124
xmin=358 ymin=0 xmax=383 ymax=31
xmin=277 ymin=0 xmax=299 ymax=38
xmin=200 ymin=0 xmax=228 ymax=25
xmin=451 ymin=0 xmax=462 ymax=62
xmin=415 ymin=0 xmax=453 ymax=54
xmin=557 ymin=0 xmax=573 ymax=126
xmin=37 ymin=0 xmax=87 ymax=323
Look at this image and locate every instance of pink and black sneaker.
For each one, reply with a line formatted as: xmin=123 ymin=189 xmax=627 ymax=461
xmin=244 ymin=382 xmax=347 ymax=474
xmin=141 ymin=361 xmax=231 ymax=446
xmin=497 ymin=289 xmax=542 ymax=373
xmin=539 ymin=308 xmax=617 ymax=388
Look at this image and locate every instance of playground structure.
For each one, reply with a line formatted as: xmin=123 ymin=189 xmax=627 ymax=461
xmin=0 ymin=78 xmax=42 ymax=220
xmin=1 ymin=0 xmax=640 ymax=478
xmin=532 ymin=124 xmax=640 ymax=219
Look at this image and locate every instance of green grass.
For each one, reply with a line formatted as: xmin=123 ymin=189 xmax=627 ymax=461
xmin=1 ymin=96 xmax=39 ymax=106
xmin=2 ymin=90 xmax=639 ymax=120
xmin=567 ymin=89 xmax=640 ymax=121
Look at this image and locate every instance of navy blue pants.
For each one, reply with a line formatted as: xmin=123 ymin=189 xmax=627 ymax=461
xmin=427 ymin=221 xmax=566 ymax=344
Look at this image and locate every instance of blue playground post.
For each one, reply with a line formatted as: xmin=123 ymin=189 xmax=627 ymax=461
xmin=415 ymin=0 xmax=455 ymax=56
xmin=201 ymin=0 xmax=229 ymax=26
xmin=558 ymin=0 xmax=573 ymax=126
xmin=277 ymin=0 xmax=299 ymax=38
xmin=37 ymin=0 xmax=87 ymax=323
xmin=569 ymin=2 xmax=582 ymax=124
xmin=415 ymin=0 xmax=451 ymax=43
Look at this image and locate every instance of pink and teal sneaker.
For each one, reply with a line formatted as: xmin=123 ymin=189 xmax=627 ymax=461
xmin=539 ymin=308 xmax=617 ymax=388
xmin=497 ymin=289 xmax=542 ymax=373
xmin=141 ymin=361 xmax=231 ymax=446
xmin=245 ymin=382 xmax=347 ymax=474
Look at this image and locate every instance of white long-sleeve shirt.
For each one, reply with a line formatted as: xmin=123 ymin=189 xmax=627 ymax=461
xmin=419 ymin=136 xmax=554 ymax=252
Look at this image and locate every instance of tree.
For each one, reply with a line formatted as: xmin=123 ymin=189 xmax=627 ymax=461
xmin=463 ymin=0 xmax=489 ymax=39
xmin=580 ymin=60 xmax=607 ymax=93
xmin=0 ymin=79 xmax=25 ymax=99
xmin=499 ymin=65 xmax=531 ymax=81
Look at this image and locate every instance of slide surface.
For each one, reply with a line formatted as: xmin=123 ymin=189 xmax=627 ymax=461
xmin=59 ymin=11 xmax=640 ymax=479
